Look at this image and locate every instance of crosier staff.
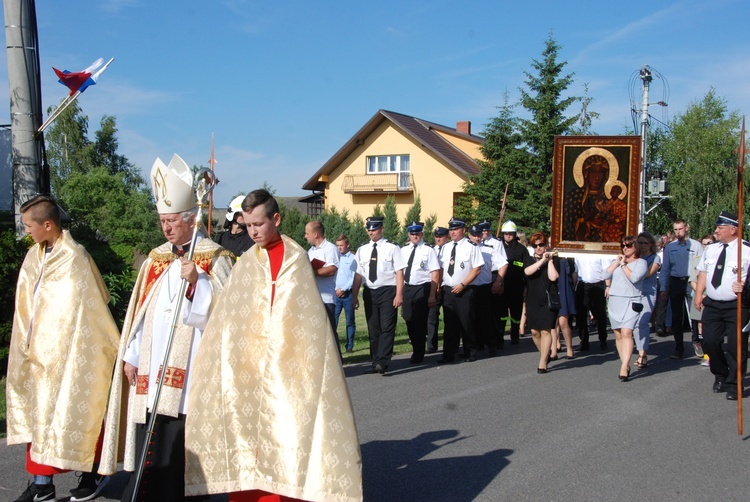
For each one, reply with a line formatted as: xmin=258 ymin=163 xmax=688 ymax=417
xmin=130 ymin=167 xmax=219 ymax=501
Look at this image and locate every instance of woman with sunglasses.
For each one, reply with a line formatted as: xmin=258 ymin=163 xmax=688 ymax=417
xmin=523 ymin=233 xmax=560 ymax=373
xmin=603 ymin=235 xmax=648 ymax=381
xmin=633 ymin=232 xmax=661 ymax=368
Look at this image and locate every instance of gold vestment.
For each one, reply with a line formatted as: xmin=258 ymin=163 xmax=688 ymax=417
xmin=6 ymin=230 xmax=120 ymax=470
xmin=185 ymin=235 xmax=363 ymax=501
xmin=99 ymin=238 xmax=233 ymax=474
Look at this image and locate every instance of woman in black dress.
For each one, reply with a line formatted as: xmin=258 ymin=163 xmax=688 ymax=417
xmin=523 ymin=232 xmax=560 ymax=373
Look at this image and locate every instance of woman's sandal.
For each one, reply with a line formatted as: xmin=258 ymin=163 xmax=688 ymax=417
xmin=635 ymin=356 xmax=648 ymax=368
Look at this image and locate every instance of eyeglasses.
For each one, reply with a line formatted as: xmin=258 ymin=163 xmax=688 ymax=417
xmin=532 ymin=242 xmax=547 ymax=248
xmin=622 ymin=243 xmax=635 ymax=248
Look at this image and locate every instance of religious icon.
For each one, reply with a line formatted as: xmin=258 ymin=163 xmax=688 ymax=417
xmin=550 ymin=136 xmax=641 ymax=253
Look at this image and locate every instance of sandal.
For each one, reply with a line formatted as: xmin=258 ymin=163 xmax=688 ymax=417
xmin=635 ymin=356 xmax=648 ymax=368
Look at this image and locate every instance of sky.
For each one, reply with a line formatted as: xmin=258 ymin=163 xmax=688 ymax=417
xmin=1 ymin=0 xmax=749 ymax=209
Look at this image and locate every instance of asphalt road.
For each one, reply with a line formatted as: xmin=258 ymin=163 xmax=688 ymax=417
xmin=2 ymin=333 xmax=749 ymax=501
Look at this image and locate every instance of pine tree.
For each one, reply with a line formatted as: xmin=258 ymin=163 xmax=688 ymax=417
xmin=517 ymin=32 xmax=580 ymax=231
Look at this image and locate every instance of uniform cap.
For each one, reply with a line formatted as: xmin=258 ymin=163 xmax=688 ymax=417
xmin=469 ymin=224 xmax=482 ymax=236
xmin=433 ymin=226 xmax=449 ymax=237
xmin=366 ymin=216 xmax=384 ymax=230
xmin=407 ymin=221 xmax=424 ymax=233
xmin=448 ymin=217 xmax=466 ymax=230
xmin=715 ymin=211 xmax=738 ymax=227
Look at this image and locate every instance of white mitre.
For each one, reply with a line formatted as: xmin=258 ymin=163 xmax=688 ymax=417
xmin=150 ymin=154 xmax=195 ymax=214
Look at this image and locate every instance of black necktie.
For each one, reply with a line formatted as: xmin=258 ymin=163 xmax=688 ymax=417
xmin=447 ymin=242 xmax=457 ymax=276
xmin=405 ymin=245 xmax=416 ymax=284
xmin=711 ymin=244 xmax=728 ymax=288
xmin=369 ymin=242 xmax=378 ymax=282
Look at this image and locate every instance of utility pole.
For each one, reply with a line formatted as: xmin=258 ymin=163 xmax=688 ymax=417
xmin=638 ymin=66 xmax=651 ymax=233
xmin=4 ymin=0 xmax=45 ymax=235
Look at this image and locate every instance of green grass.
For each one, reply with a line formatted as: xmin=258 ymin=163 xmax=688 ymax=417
xmin=338 ymin=293 xmax=436 ymax=365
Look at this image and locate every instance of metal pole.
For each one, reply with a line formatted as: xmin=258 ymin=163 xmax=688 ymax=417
xmin=4 ymin=0 xmax=44 ymax=235
xmin=638 ymin=66 xmax=652 ymax=234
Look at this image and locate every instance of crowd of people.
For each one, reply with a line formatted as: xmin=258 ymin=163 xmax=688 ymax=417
xmin=342 ymin=214 xmax=749 ymax=403
xmin=7 ymin=155 xmax=750 ymax=502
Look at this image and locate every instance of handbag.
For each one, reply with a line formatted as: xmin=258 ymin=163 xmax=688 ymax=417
xmin=546 ymin=283 xmax=561 ymax=311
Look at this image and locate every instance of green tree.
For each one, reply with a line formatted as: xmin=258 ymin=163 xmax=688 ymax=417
xmin=462 ymin=93 xmax=532 ymax=228
xmin=658 ymin=89 xmax=743 ymax=237
xmin=0 ymin=231 xmax=31 ymax=368
xmin=517 ymin=33 xmax=580 ymax=232
xmin=383 ymin=196 xmax=400 ymax=242
xmin=399 ymin=196 xmax=423 ymax=244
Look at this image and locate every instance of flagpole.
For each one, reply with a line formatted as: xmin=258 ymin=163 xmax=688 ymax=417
xmin=208 ymin=134 xmax=217 ymax=237
xmin=36 ymin=93 xmax=78 ymax=136
xmin=495 ymin=183 xmax=509 ymax=237
xmin=736 ymin=116 xmax=746 ymax=435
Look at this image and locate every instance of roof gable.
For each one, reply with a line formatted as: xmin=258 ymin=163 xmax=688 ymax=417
xmin=302 ymin=109 xmax=484 ymax=191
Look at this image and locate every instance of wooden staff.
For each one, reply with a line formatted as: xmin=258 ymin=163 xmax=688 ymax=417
xmin=495 ymin=183 xmax=510 ymax=237
xmin=736 ymin=116 xmax=746 ymax=435
xmin=130 ymin=167 xmax=218 ymax=501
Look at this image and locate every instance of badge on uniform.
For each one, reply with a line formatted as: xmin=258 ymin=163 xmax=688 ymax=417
xmin=420 ymin=260 xmax=427 ymax=269
xmin=460 ymin=262 xmax=465 ymax=269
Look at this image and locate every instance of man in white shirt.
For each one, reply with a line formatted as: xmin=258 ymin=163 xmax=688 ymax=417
xmin=694 ymin=211 xmax=750 ymax=401
xmin=469 ymin=223 xmax=508 ymax=357
xmin=574 ymin=255 xmax=613 ymax=351
xmin=305 ymin=220 xmax=340 ymax=343
xmin=437 ymin=218 xmax=485 ymax=363
xmin=352 ymin=217 xmax=406 ymax=375
xmin=427 ymin=227 xmax=450 ymax=353
xmin=401 ymin=221 xmax=441 ymax=363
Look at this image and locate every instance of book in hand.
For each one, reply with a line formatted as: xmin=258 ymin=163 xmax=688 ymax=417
xmin=310 ymin=258 xmax=326 ymax=270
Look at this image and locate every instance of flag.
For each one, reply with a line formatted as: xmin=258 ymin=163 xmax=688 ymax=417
xmin=53 ymin=57 xmax=113 ymax=96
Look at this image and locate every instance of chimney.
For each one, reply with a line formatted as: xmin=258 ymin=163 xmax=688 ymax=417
xmin=456 ymin=121 xmax=471 ymax=135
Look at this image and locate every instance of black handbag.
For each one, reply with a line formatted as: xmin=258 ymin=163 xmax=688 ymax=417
xmin=546 ymin=283 xmax=561 ymax=311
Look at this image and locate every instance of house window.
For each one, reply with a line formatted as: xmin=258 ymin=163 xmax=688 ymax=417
xmin=367 ymin=155 xmax=410 ymax=174
xmin=367 ymin=155 xmax=410 ymax=190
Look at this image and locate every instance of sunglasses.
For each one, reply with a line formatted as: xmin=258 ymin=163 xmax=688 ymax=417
xmin=532 ymin=242 xmax=547 ymax=248
xmin=622 ymin=243 xmax=635 ymax=248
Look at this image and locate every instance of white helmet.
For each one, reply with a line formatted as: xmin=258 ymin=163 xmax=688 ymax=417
xmin=501 ymin=220 xmax=517 ymax=233
xmin=226 ymin=195 xmax=245 ymax=222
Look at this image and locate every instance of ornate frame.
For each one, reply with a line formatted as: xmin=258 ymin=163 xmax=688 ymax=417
xmin=550 ymin=136 xmax=641 ymax=253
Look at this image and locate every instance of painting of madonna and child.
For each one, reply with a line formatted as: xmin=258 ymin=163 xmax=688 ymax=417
xmin=550 ymin=136 xmax=641 ymax=253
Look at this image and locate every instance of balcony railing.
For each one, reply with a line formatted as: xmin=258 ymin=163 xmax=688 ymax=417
xmin=341 ymin=173 xmax=413 ymax=194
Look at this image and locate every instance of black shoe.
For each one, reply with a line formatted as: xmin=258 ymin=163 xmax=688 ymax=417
xmin=426 ymin=348 xmax=437 ymax=354
xmin=670 ymin=351 xmax=685 ymax=360
xmin=713 ymin=380 xmax=727 ymax=393
xmin=726 ymin=390 xmax=738 ymax=401
xmin=14 ymin=482 xmax=55 ymax=502
xmin=409 ymin=355 xmax=424 ymax=364
xmin=436 ymin=357 xmax=455 ymax=364
xmin=537 ymin=368 xmax=548 ymax=374
xmin=70 ymin=472 xmax=110 ymax=501
xmin=600 ymin=340 xmax=608 ymax=351
xmin=375 ymin=364 xmax=385 ymax=374
xmin=466 ymin=356 xmax=477 ymax=362
xmin=510 ymin=339 xmax=520 ymax=345
xmin=345 ymin=348 xmax=353 ymax=353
